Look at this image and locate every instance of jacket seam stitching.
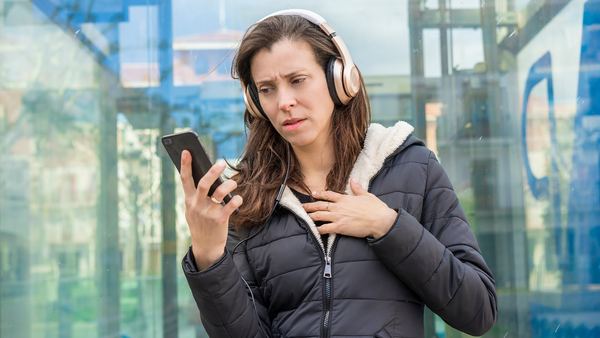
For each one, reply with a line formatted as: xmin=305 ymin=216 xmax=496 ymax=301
xmin=417 ymin=250 xmax=446 ymax=290
xmin=422 ymin=215 xmax=468 ymax=227
xmin=225 ymin=303 xmax=252 ymax=327
xmin=376 ymin=190 xmax=424 ymax=198
xmin=276 ymin=299 xmax=321 ymax=314
xmin=425 ymin=186 xmax=454 ymax=194
xmin=433 ymin=269 xmax=466 ymax=312
xmin=456 ymin=301 xmax=485 ymax=331
xmin=197 ymin=275 xmax=235 ymax=337
xmin=212 ymin=276 xmax=241 ymax=300
xmin=277 ymin=298 xmax=423 ymax=309
xmin=423 ymin=152 xmax=433 ymax=205
xmin=264 ymin=264 xmax=322 ymax=283
xmin=394 ymin=285 xmax=399 ymax=337
xmin=205 ymin=303 xmax=253 ymax=329
xmin=335 ymin=258 xmax=381 ymax=264
xmin=244 ymin=242 xmax=267 ymax=290
xmin=445 ymin=242 xmax=482 ymax=253
xmin=322 ymin=297 xmax=422 ymax=304
xmin=392 ymin=227 xmax=425 ymax=269
xmin=246 ymin=233 xmax=307 ymax=251
xmin=431 ymin=217 xmax=469 ymax=239
xmin=324 ymin=297 xmax=420 ymax=301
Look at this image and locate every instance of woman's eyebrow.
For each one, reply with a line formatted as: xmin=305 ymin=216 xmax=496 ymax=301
xmin=255 ymin=70 xmax=306 ymax=86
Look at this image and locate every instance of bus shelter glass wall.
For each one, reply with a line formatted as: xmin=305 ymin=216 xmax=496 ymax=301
xmin=422 ymin=0 xmax=600 ymax=335
xmin=1 ymin=0 xmax=599 ymax=337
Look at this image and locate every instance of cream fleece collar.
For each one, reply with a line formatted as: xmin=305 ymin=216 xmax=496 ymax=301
xmin=278 ymin=121 xmax=415 ymax=254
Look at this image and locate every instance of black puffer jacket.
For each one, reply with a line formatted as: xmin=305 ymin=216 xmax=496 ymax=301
xmin=182 ymin=122 xmax=498 ymax=338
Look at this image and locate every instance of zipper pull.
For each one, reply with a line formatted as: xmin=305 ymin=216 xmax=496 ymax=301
xmin=324 ymin=255 xmax=332 ymax=278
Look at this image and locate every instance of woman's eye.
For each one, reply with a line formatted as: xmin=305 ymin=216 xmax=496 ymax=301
xmin=259 ymin=87 xmax=272 ymax=94
xmin=292 ymin=78 xmax=305 ymax=84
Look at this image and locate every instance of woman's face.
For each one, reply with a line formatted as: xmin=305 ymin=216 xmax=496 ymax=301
xmin=250 ymin=39 xmax=335 ymax=151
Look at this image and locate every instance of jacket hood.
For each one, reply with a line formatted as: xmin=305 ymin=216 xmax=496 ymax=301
xmin=278 ymin=121 xmax=415 ymax=253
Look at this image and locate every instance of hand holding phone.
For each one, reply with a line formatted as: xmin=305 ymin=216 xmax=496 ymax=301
xmin=162 ymin=131 xmax=242 ymax=270
xmin=162 ymin=131 xmax=233 ymax=204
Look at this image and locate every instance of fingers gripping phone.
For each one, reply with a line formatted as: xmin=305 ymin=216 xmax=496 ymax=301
xmin=162 ymin=131 xmax=234 ymax=205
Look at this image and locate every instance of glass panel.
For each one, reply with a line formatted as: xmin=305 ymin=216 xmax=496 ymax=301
xmin=424 ymin=29 xmax=443 ymax=78
xmin=1 ymin=0 xmax=599 ymax=336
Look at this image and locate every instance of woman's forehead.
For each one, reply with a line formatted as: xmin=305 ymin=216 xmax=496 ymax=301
xmin=250 ymin=40 xmax=320 ymax=83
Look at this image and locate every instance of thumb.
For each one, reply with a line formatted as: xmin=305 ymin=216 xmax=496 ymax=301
xmin=350 ymin=178 xmax=369 ymax=196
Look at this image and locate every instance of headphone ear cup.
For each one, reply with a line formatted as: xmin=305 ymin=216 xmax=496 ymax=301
xmin=326 ymin=57 xmax=344 ymax=106
xmin=246 ymin=83 xmax=268 ymax=120
xmin=327 ymin=57 xmax=353 ymax=105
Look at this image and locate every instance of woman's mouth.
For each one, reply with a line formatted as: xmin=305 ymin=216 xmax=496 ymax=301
xmin=283 ymin=119 xmax=306 ymax=130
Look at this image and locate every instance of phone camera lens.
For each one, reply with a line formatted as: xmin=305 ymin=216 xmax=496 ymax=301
xmin=164 ymin=139 xmax=172 ymax=145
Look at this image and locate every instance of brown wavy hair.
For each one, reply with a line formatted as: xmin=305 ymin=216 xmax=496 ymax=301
xmin=229 ymin=14 xmax=371 ymax=229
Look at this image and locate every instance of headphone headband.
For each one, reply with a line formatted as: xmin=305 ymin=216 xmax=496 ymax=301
xmin=258 ymin=9 xmax=327 ymax=26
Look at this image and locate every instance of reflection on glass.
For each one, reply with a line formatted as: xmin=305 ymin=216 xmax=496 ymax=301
xmin=1 ymin=0 xmax=600 ymax=336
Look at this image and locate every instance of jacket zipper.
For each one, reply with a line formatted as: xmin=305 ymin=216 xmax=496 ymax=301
xmin=278 ymin=205 xmax=339 ymax=338
xmin=322 ymin=251 xmax=333 ymax=338
xmin=324 ymin=149 xmax=396 ymax=336
xmin=321 ymin=241 xmax=339 ymax=338
xmin=275 ymin=145 xmax=405 ymax=336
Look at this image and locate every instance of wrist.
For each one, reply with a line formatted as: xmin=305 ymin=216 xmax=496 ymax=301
xmin=192 ymin=245 xmax=226 ymax=271
xmin=371 ymin=207 xmax=398 ymax=239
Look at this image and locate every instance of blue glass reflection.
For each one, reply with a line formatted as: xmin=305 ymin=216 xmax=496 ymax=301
xmin=523 ymin=0 xmax=600 ymax=335
xmin=30 ymin=0 xmax=246 ymax=159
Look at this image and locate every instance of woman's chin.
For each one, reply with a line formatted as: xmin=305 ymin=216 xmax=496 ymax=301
xmin=283 ymin=134 xmax=316 ymax=149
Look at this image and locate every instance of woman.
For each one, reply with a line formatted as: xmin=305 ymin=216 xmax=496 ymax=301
xmin=180 ymin=10 xmax=497 ymax=338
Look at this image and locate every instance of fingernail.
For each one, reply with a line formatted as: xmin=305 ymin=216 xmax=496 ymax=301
xmin=217 ymin=161 xmax=226 ymax=167
xmin=312 ymin=191 xmax=317 ymax=196
xmin=351 ymin=178 xmax=357 ymax=183
xmin=182 ymin=152 xmax=188 ymax=160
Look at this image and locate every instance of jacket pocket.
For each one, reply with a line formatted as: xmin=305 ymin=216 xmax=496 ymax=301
xmin=374 ymin=328 xmax=392 ymax=338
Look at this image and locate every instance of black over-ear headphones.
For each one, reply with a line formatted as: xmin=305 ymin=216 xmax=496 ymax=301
xmin=241 ymin=9 xmax=361 ymax=120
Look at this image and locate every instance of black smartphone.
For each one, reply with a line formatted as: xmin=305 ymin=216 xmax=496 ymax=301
xmin=161 ymin=131 xmax=233 ymax=205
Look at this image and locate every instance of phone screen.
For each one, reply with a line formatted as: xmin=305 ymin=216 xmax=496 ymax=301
xmin=161 ymin=131 xmax=233 ymax=205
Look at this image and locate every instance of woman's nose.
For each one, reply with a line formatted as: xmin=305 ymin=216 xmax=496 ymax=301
xmin=278 ymin=87 xmax=296 ymax=111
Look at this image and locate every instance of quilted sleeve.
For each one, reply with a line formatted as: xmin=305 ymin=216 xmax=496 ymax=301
xmin=368 ymin=151 xmax=498 ymax=336
xmin=182 ymin=228 xmax=271 ymax=338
